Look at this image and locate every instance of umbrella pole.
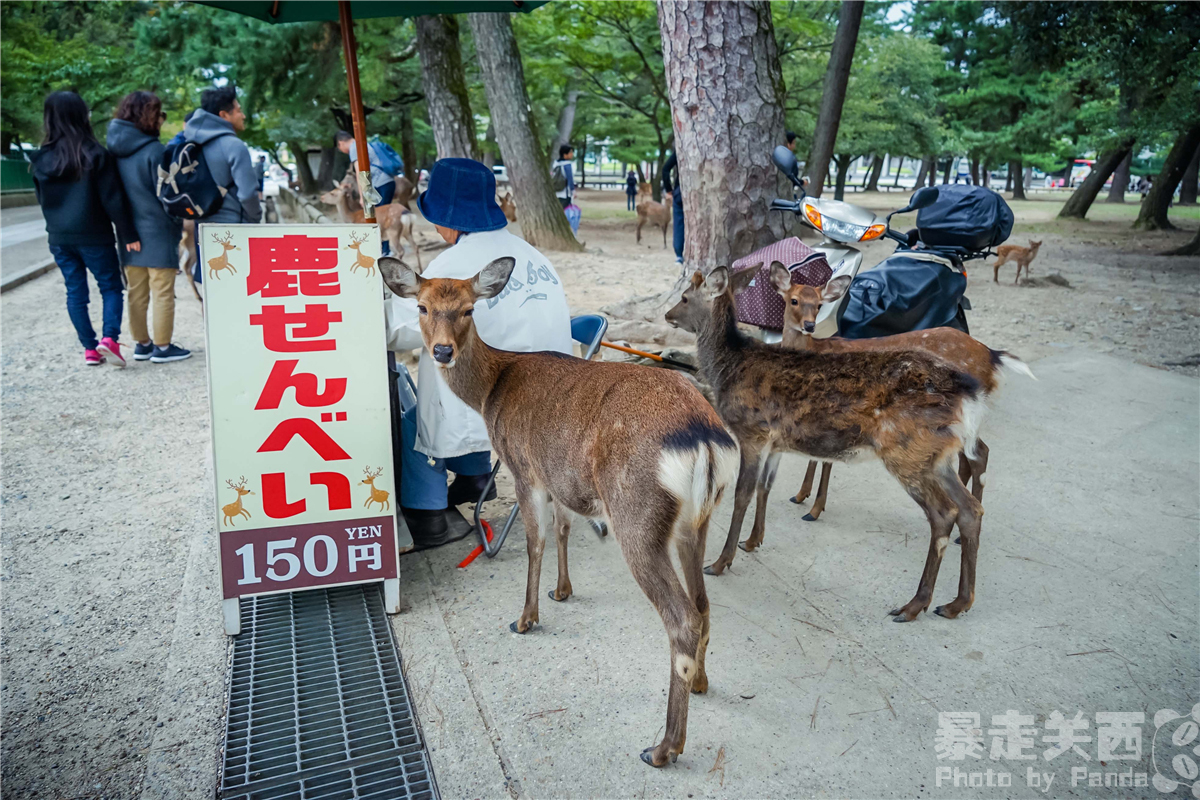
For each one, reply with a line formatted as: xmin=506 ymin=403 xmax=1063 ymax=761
xmin=338 ymin=0 xmax=375 ymax=223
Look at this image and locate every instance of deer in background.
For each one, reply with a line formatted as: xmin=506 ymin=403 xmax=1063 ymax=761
xmin=667 ymin=265 xmax=1005 ymax=623
xmin=207 ymin=231 xmax=240 ymax=280
xmin=320 ymin=177 xmax=421 ymax=270
xmin=377 ymin=254 xmax=738 ymax=768
xmin=345 ymin=230 xmax=377 ymax=276
xmin=222 ymin=476 xmax=254 ymax=526
xmin=177 ymin=220 xmax=202 ymax=302
xmin=770 ymin=262 xmax=1034 ymax=523
xmin=361 ymin=466 xmax=390 ymax=511
xmin=636 ymin=188 xmax=671 ymax=249
xmin=992 ymin=239 xmax=1042 ymax=284
xmin=498 ymin=191 xmax=517 ymax=222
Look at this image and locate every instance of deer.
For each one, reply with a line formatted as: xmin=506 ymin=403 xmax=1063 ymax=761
xmin=636 ymin=190 xmax=672 ymax=249
xmin=222 ymin=476 xmax=254 ymax=526
xmin=498 ymin=191 xmax=517 ymax=222
xmin=992 ymin=239 xmax=1042 ymax=284
xmin=207 ymin=231 xmax=240 ymax=280
xmin=178 ymin=220 xmax=202 ymax=302
xmin=376 ymin=254 xmax=738 ymax=768
xmin=345 ymin=230 xmax=378 ymax=276
xmin=320 ymin=177 xmax=421 ymax=270
xmin=770 ymin=262 xmax=1034 ymax=523
xmin=666 ymin=265 xmax=1001 ymax=623
xmin=361 ymin=466 xmax=391 ymax=511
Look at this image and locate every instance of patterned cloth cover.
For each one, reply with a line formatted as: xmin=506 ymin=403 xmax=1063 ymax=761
xmin=730 ymin=237 xmax=833 ymax=330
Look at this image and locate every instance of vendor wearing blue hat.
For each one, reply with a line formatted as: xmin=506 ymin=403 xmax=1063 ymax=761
xmin=384 ymin=158 xmax=574 ymax=547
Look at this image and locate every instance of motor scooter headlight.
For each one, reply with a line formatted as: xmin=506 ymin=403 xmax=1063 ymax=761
xmin=820 ymin=215 xmax=868 ymax=242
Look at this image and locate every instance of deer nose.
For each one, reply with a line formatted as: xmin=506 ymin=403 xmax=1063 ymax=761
xmin=802 ymin=321 xmax=815 ymax=333
xmin=432 ymin=344 xmax=455 ymax=364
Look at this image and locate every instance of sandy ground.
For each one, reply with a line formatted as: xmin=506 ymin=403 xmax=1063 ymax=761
xmin=1 ymin=187 xmax=1197 ymax=799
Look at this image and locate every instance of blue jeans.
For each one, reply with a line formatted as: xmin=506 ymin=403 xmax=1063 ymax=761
xmin=672 ymin=189 xmax=685 ymax=260
xmin=626 ymin=193 xmax=636 ymax=210
xmin=400 ymin=407 xmax=491 ymax=510
xmin=50 ymin=245 xmax=123 ymax=351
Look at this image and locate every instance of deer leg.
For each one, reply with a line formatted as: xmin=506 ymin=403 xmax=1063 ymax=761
xmin=510 ymin=483 xmax=551 ymax=634
xmin=704 ymin=442 xmax=764 ymax=576
xmin=548 ymin=502 xmax=573 ymax=602
xmin=935 ymin=466 xmax=983 ymax=619
xmin=889 ymin=475 xmax=957 ymax=622
xmin=791 ymin=460 xmax=818 ymax=504
xmin=968 ymin=439 xmax=989 ymax=501
xmin=636 ymin=218 xmax=644 ymax=243
xmin=803 ymin=462 xmax=833 ymax=521
xmin=740 ymin=449 xmax=782 ymax=551
xmin=676 ymin=513 xmax=712 ymax=695
xmin=409 ymin=228 xmax=422 ymax=271
xmin=957 ymin=452 xmax=972 ymax=485
xmin=662 ymin=223 xmax=668 ymax=249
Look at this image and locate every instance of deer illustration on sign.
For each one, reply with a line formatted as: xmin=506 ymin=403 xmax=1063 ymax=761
xmin=361 ymin=466 xmax=390 ymax=511
xmin=222 ymin=475 xmax=254 ymax=526
xmin=346 ymin=231 xmax=376 ymax=277
xmin=207 ymin=231 xmax=240 ymax=280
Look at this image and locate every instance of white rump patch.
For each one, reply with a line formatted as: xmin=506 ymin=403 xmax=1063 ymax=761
xmin=952 ymin=396 xmax=988 ymax=461
xmin=658 ymin=442 xmax=739 ymax=525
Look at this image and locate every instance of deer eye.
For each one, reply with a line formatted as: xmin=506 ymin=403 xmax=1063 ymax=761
xmin=790 ymin=298 xmax=798 ymax=306
xmin=681 ymin=295 xmax=688 ymax=304
xmin=417 ymin=305 xmax=427 ymax=315
xmin=463 ymin=308 xmax=473 ymax=317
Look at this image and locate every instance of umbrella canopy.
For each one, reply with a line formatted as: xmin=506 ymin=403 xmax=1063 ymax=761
xmin=199 ymin=1 xmax=547 ymax=24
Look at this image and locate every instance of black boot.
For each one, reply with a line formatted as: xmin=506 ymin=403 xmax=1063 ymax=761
xmin=402 ymin=507 xmax=450 ymax=549
xmin=447 ymin=473 xmax=497 ymax=507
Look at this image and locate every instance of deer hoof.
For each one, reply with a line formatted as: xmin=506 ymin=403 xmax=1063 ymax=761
xmin=702 ymin=562 xmax=726 ymax=577
xmin=954 ymin=536 xmax=962 ymax=545
xmin=888 ymin=607 xmax=917 ymax=623
xmin=934 ymin=605 xmax=965 ymax=619
xmin=802 ymin=513 xmax=819 ymax=522
xmin=639 ymin=747 xmax=677 ymax=767
xmin=547 ymin=590 xmax=570 ymax=603
xmin=789 ymin=495 xmax=808 ymax=505
xmin=509 ymin=620 xmax=535 ymax=634
xmin=737 ymin=540 xmax=757 ymax=553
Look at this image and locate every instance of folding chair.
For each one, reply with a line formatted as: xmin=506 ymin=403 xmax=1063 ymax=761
xmin=471 ymin=314 xmax=608 ymax=558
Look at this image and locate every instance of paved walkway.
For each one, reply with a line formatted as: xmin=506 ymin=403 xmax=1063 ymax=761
xmin=0 ymin=205 xmax=52 ymax=285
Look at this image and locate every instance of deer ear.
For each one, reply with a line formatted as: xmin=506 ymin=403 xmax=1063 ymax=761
xmin=471 ymin=257 xmax=516 ymax=300
xmin=704 ymin=266 xmax=729 ymax=296
xmin=378 ymin=256 xmax=422 ymax=298
xmin=768 ymin=261 xmax=792 ymax=296
xmin=729 ymin=263 xmax=759 ymax=295
xmin=821 ymin=274 xmax=852 ymax=303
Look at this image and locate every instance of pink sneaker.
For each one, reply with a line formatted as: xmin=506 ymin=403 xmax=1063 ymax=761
xmin=97 ymin=337 xmax=126 ymax=368
xmin=85 ymin=349 xmax=105 ymax=366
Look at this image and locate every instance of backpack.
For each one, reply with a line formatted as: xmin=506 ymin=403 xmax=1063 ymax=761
xmin=156 ymin=135 xmax=233 ymax=219
xmin=368 ymin=137 xmax=404 ymax=177
xmin=551 ymin=162 xmax=568 ymax=193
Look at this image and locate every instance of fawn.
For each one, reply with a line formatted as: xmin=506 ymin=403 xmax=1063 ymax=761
xmin=361 ymin=466 xmax=391 ymax=511
xmin=345 ymin=231 xmax=377 ymax=276
xmin=771 ymin=262 xmax=1033 ymax=523
xmin=222 ymin=476 xmax=254 ymax=526
xmin=666 ymin=266 xmax=998 ymax=623
xmin=377 ymin=254 xmax=737 ymax=768
xmin=636 ymin=190 xmax=672 ymax=249
xmin=992 ymin=240 xmax=1041 ymax=284
xmin=320 ymin=178 xmax=421 ymax=270
xmin=207 ymin=231 xmax=240 ymax=279
xmin=498 ymin=191 xmax=517 ymax=223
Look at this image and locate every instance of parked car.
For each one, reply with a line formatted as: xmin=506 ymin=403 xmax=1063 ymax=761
xmin=492 ymin=165 xmax=509 ymax=185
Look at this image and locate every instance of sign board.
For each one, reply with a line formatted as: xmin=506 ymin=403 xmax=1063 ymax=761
xmin=200 ymin=224 xmax=400 ymax=634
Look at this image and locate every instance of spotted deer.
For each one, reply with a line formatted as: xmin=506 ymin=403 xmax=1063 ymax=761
xmin=498 ymin=191 xmax=517 ymax=222
xmin=771 ymin=262 xmax=1034 ymax=522
xmin=320 ymin=177 xmax=421 ymax=269
xmin=636 ymin=191 xmax=672 ymax=248
xmin=377 ymin=255 xmax=737 ymax=768
xmin=992 ymin=239 xmax=1042 ymax=284
xmin=345 ymin=231 xmax=376 ymax=276
xmin=667 ymin=266 xmax=1004 ymax=623
xmin=361 ymin=466 xmax=390 ymax=511
xmin=222 ymin=476 xmax=254 ymax=526
xmin=207 ymin=231 xmax=240 ymax=280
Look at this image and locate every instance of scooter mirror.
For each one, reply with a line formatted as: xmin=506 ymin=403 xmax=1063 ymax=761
xmin=772 ymin=145 xmax=803 ymax=187
xmin=894 ymin=186 xmax=940 ymax=215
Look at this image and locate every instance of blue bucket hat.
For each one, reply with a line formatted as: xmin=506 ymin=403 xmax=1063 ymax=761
xmin=417 ymin=158 xmax=509 ymax=233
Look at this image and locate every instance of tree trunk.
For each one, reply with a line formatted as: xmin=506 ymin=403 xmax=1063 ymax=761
xmin=1010 ymin=160 xmax=1026 ymax=200
xmin=892 ymin=156 xmax=904 ymax=187
xmin=468 ymin=12 xmax=582 ymax=251
xmin=1058 ymin=140 xmax=1134 ymax=219
xmin=1004 ymin=168 xmax=1013 ymax=193
xmin=549 ymin=89 xmax=581 ymax=163
xmin=914 ymin=158 xmax=929 ymax=188
xmin=482 ymin=122 xmax=496 ymax=170
xmin=415 ymin=15 xmax=479 ymax=160
xmin=399 ymin=105 xmax=418 ymax=186
xmin=804 ymin=0 xmax=865 ymax=198
xmin=1023 ymin=166 xmax=1032 ymax=193
xmin=315 ymin=146 xmax=338 ymax=193
xmin=1106 ymin=150 xmax=1132 ymax=203
xmin=942 ymin=158 xmax=952 ymax=184
xmin=1162 ymin=225 xmax=1200 ymax=256
xmin=1178 ymin=141 xmax=1199 ymax=206
xmin=1134 ymin=124 xmax=1200 ymax=230
xmin=968 ymin=156 xmax=980 ymax=186
xmin=657 ymin=0 xmax=786 ymax=271
xmin=833 ymin=154 xmax=852 ymax=201
xmin=291 ymin=141 xmax=317 ymax=194
xmin=865 ymin=153 xmax=884 ymax=191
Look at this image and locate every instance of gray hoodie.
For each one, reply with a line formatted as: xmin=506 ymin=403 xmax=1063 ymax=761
xmin=183 ymin=109 xmax=261 ymax=224
xmin=106 ymin=118 xmax=182 ymax=268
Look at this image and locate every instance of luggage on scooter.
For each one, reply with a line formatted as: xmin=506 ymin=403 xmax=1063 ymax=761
xmin=916 ymin=184 xmax=1013 ymax=251
xmin=731 ymin=237 xmax=832 ymax=331
xmin=838 ymin=255 xmax=966 ymax=339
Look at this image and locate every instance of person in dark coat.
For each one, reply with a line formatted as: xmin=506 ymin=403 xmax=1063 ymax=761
xmin=661 ymin=151 xmax=684 ymax=264
xmin=625 ymin=169 xmax=638 ymax=211
xmin=107 ymin=91 xmax=190 ymax=363
xmin=31 ymin=91 xmax=140 ymax=367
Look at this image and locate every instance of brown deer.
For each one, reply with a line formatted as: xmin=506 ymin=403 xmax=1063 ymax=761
xmin=320 ymin=178 xmax=421 ymax=270
xmin=666 ymin=266 xmax=997 ymax=623
xmin=636 ymin=190 xmax=672 ymax=248
xmin=377 ymin=254 xmax=738 ymax=768
xmin=178 ymin=220 xmax=202 ymax=302
xmin=770 ymin=262 xmax=1034 ymax=522
xmin=992 ymin=239 xmax=1042 ymax=284
xmin=361 ymin=466 xmax=391 ymax=511
xmin=207 ymin=231 xmax=240 ymax=280
xmin=222 ymin=476 xmax=254 ymax=526
xmin=345 ymin=230 xmax=377 ymax=276
xmin=498 ymin=191 xmax=517 ymax=223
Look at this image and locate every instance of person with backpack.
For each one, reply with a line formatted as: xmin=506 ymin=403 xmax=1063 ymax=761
xmin=625 ymin=169 xmax=638 ymax=211
xmin=551 ymin=144 xmax=575 ymax=208
xmin=335 ymin=131 xmax=403 ymax=252
xmin=661 ymin=151 xmax=684 ymax=264
xmin=31 ymin=91 xmax=140 ymax=367
xmin=107 ymin=91 xmax=190 ymax=364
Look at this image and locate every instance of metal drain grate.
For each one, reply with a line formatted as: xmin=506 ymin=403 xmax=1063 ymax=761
xmin=219 ymin=584 xmax=438 ymax=800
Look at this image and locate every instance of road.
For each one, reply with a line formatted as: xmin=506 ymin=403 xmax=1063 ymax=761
xmin=0 ymin=204 xmax=52 ymax=284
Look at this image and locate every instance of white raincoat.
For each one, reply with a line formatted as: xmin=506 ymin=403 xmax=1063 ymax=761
xmin=385 ymin=228 xmax=573 ymax=459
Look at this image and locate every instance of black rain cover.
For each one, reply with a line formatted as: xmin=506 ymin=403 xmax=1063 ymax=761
xmin=916 ymin=184 xmax=1014 ymax=250
xmin=838 ymin=255 xmax=966 ymax=339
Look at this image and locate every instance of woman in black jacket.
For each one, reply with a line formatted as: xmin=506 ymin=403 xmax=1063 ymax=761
xmin=31 ymin=91 xmax=140 ymax=367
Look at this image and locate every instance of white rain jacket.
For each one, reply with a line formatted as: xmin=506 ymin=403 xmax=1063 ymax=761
xmin=385 ymin=227 xmax=574 ymax=459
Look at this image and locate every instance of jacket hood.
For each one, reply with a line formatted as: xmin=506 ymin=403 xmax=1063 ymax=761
xmin=183 ymin=108 xmax=235 ymax=144
xmin=105 ymin=118 xmax=157 ymax=157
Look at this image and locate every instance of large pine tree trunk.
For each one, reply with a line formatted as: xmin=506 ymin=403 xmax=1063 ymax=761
xmin=1058 ymin=140 xmax=1134 ymax=219
xmin=892 ymin=155 xmax=904 ymax=187
xmin=1010 ymin=159 xmax=1027 ymax=200
xmin=468 ymin=12 xmax=582 ymax=252
xmin=548 ymin=89 xmax=581 ymax=163
xmin=415 ymin=15 xmax=479 ymax=160
xmin=804 ymin=0 xmax=864 ymax=198
xmin=1134 ymin=124 xmax=1200 ymax=230
xmin=1106 ymin=150 xmax=1132 ymax=203
xmin=1180 ymin=144 xmax=1200 ymax=206
xmin=833 ymin=154 xmax=852 ymax=200
xmin=657 ymin=0 xmax=786 ymax=271
xmin=292 ymin=141 xmax=317 ymax=194
xmin=914 ymin=158 xmax=929 ymax=188
xmin=865 ymin=153 xmax=884 ymax=191
xmin=399 ymin=106 xmax=418 ymax=186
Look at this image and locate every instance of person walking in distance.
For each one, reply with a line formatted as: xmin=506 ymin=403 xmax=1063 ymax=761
xmin=661 ymin=151 xmax=684 ymax=264
xmin=625 ymin=169 xmax=638 ymax=211
xmin=31 ymin=91 xmax=140 ymax=367
xmin=107 ymin=91 xmax=190 ymax=364
xmin=551 ymin=144 xmax=576 ymax=209
xmin=335 ymin=130 xmax=398 ymax=253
